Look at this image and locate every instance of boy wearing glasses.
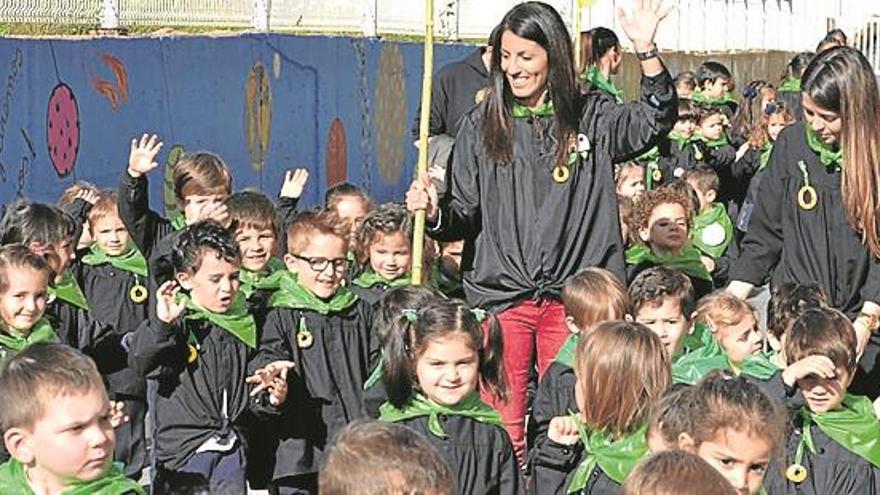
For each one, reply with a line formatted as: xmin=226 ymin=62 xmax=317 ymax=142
xmin=254 ymin=208 xmax=375 ymax=493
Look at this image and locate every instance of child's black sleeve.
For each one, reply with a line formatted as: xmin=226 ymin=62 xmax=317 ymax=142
xmin=529 ymin=438 xmax=581 ymax=495
xmin=117 ymin=172 xmax=172 ymax=257
xmin=605 ymin=67 xmax=678 ymax=163
xmin=127 ymin=318 xmax=188 ymax=378
xmin=276 ymin=196 xmax=300 ymax=231
xmin=62 ymin=197 xmax=92 ymax=248
xmin=249 ymin=308 xmax=295 ymax=373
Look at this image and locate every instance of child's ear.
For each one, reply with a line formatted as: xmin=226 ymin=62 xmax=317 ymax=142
xmin=677 ymin=432 xmax=697 ymax=453
xmin=706 ymin=189 xmax=717 ymax=204
xmin=175 ymin=272 xmax=193 ymax=291
xmin=283 ymin=254 xmax=299 ymax=275
xmin=638 ymin=227 xmax=651 ymax=244
xmin=564 ymin=316 xmax=580 ymax=335
xmin=4 ymin=428 xmax=34 ymax=464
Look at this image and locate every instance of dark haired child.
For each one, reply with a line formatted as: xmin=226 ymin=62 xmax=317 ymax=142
xmin=765 ymin=283 xmax=828 ymax=366
xmin=766 ymin=307 xmax=880 ymax=494
xmin=352 ymin=203 xmax=414 ymax=305
xmin=227 ymin=190 xmax=286 ymax=303
xmin=622 ymin=450 xmax=736 ymax=495
xmin=0 ymin=343 xmax=145 ymax=494
xmin=531 ymin=322 xmax=671 ymax=494
xmin=651 ymin=99 xmax=701 ymax=187
xmin=691 ymin=105 xmax=739 ymax=213
xmin=434 ymin=239 xmax=465 ymax=299
xmin=629 ymin=266 xmax=695 ymax=358
xmin=692 ymin=61 xmax=737 ymax=118
xmin=379 ymin=298 xmax=523 ymax=494
xmin=127 ymin=221 xmax=287 ymax=493
xmin=776 ymin=51 xmax=813 ymax=121
xmin=675 ymin=70 xmax=697 ymax=99
xmin=579 ymin=27 xmax=623 ymax=104
xmin=253 ymin=209 xmax=374 ymax=493
xmin=683 ymin=167 xmax=734 ymax=285
xmin=646 ymin=383 xmax=693 ymax=453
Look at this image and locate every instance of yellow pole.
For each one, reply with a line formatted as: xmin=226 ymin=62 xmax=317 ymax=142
xmin=574 ymin=5 xmax=582 ymax=71
xmin=411 ymin=0 xmax=434 ymax=285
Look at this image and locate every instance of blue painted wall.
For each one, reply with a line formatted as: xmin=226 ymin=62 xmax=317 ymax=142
xmin=0 ymin=34 xmax=474 ymax=210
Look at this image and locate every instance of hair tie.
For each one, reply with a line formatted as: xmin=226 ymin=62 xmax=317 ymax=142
xmin=471 ymin=308 xmax=487 ymax=323
xmin=401 ymin=309 xmax=418 ymax=323
xmin=743 ymin=86 xmax=758 ymax=99
xmin=763 ymin=102 xmax=778 ymax=115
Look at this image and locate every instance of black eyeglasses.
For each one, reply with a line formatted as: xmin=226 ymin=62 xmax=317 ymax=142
xmin=292 ymin=254 xmax=347 ymax=273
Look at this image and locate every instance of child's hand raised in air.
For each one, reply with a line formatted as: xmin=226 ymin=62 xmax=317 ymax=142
xmin=247 ymin=360 xmax=295 ymax=406
xmin=75 ymin=188 xmax=100 ymax=205
xmin=128 ymin=133 xmax=163 ymax=178
xmin=548 ymin=415 xmax=582 ymax=446
xmin=108 ymin=400 xmax=130 ymax=428
xmin=279 ymin=169 xmax=310 ymax=199
xmin=155 ymin=281 xmax=185 ymax=324
xmin=782 ymin=354 xmax=837 ymax=387
xmin=189 ymin=201 xmax=231 ymax=228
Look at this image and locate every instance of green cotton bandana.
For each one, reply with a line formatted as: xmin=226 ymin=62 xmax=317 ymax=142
xmin=691 ymin=203 xmax=734 ymax=259
xmin=48 ymin=271 xmax=90 ymax=311
xmin=567 ymin=416 xmax=649 ymax=494
xmin=697 ymin=132 xmax=729 ymax=149
xmin=759 ymin=142 xmax=774 ymax=171
xmin=0 ymin=459 xmax=145 ymax=495
xmin=668 ymin=130 xmax=699 ymax=150
xmin=805 ymin=125 xmax=843 ymax=169
xmin=80 ymin=243 xmax=148 ymax=277
xmin=672 ymin=323 xmax=779 ymax=384
xmin=582 ymin=66 xmax=623 ymax=103
xmin=363 ymin=357 xmax=384 ymax=390
xmin=798 ymin=394 xmax=880 ymax=468
xmin=0 ymin=319 xmax=57 ymax=354
xmin=511 ymin=100 xmax=555 ymax=118
xmin=625 ymin=243 xmax=713 ymax=282
xmin=239 ymin=257 xmax=286 ymax=299
xmin=379 ymin=392 xmax=503 ymax=438
xmin=170 ymin=212 xmax=187 ymax=231
xmin=691 ymin=87 xmax=737 ymax=106
xmin=553 ymin=333 xmax=580 ymax=369
xmin=269 ymin=270 xmax=358 ymax=315
xmin=352 ymin=269 xmax=412 ymax=289
xmin=778 ymin=77 xmax=802 ymax=93
xmin=181 ymin=292 xmax=257 ymax=349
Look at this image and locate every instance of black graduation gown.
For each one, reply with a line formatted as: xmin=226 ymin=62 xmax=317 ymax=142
xmin=730 ymin=121 xmax=880 ymax=317
xmin=412 ymin=48 xmax=489 ymax=140
xmin=530 ymin=438 xmax=623 ymax=495
xmin=394 ymin=414 xmax=524 ymax=495
xmin=252 ymin=301 xmax=374 ymax=480
xmin=117 ymin=173 xmax=179 ymax=286
xmin=44 ymin=297 xmax=115 ymax=373
xmin=430 ymin=68 xmax=677 ymax=312
xmin=528 ymin=361 xmax=577 ymax=459
xmin=127 ymin=315 xmax=270 ymax=471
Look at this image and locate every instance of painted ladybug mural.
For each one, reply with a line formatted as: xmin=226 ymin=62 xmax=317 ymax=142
xmin=46 ymin=83 xmax=80 ymax=177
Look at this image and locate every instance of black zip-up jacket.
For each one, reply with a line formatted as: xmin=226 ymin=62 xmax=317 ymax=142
xmin=530 ymin=436 xmax=624 ymax=495
xmin=430 ymin=68 xmax=677 ymax=312
xmin=528 ymin=361 xmax=577 ymax=464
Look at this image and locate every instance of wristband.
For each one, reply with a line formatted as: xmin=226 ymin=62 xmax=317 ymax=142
xmin=636 ymin=43 xmax=659 ymax=61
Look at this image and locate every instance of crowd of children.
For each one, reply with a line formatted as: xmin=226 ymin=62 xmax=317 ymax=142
xmin=2 ymin=2 xmax=880 ymax=494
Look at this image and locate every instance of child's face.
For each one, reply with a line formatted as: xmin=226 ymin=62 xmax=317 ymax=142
xmin=616 ymin=167 xmax=645 ymax=200
xmin=703 ymin=78 xmax=730 ymax=98
xmin=38 ymin=238 xmax=75 ymax=284
xmin=673 ymin=118 xmax=696 ymax=137
xmin=234 ymin=226 xmax=277 ymax=272
xmin=766 ymin=114 xmax=789 ymax=142
xmin=692 ymin=428 xmax=772 ymax=495
xmin=415 ymin=332 xmax=479 ymax=406
xmin=686 ymin=180 xmax=714 ymax=212
xmin=634 ymin=298 xmax=689 ymax=356
xmin=76 ymin=222 xmax=92 ymax=251
xmin=640 ymin=202 xmax=688 ymax=253
xmin=0 ymin=266 xmax=49 ymax=333
xmin=285 ymin=233 xmax=348 ymax=299
xmin=699 ymin=114 xmax=725 ymax=141
xmin=335 ymin=197 xmax=370 ymax=242
xmin=10 ymin=386 xmax=115 ymax=488
xmin=439 ymin=240 xmax=464 ymax=277
xmin=182 ymin=193 xmax=229 ymax=224
xmin=715 ymin=314 xmax=761 ymax=365
xmin=799 ymin=366 xmax=852 ymax=413
xmin=676 ymin=82 xmax=693 ymax=99
xmin=91 ymin=214 xmax=131 ymax=257
xmin=369 ymin=231 xmax=411 ymax=281
xmin=176 ymin=250 xmax=240 ymax=313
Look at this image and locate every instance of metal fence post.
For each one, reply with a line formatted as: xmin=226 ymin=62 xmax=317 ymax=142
xmin=363 ymin=0 xmax=378 ymax=37
xmin=253 ymin=0 xmax=270 ymax=31
xmin=100 ymin=0 xmax=120 ymax=30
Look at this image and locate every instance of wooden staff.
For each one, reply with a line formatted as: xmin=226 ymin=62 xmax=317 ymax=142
xmin=411 ymin=0 xmax=434 ymax=285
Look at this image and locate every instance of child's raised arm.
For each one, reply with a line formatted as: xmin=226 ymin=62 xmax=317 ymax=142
xmin=118 ymin=133 xmax=169 ymax=257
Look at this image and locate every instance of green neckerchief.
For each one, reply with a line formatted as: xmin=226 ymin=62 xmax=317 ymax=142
xmin=678 ymin=321 xmax=709 ymax=357
xmin=48 ymin=271 xmax=90 ymax=311
xmin=568 ymin=415 xmax=649 ymax=494
xmin=759 ymin=142 xmax=774 ymax=171
xmin=269 ymin=270 xmax=358 ymax=315
xmin=696 ymin=131 xmax=729 ymax=149
xmin=553 ymin=333 xmax=580 ymax=369
xmin=170 ymin=212 xmax=187 ymax=231
xmin=239 ymin=257 xmax=286 ymax=299
xmin=668 ymin=130 xmax=699 ymax=150
xmin=379 ymin=392 xmax=503 ymax=438
xmin=181 ymin=292 xmax=256 ymax=349
xmin=672 ymin=324 xmax=779 ymax=384
xmin=352 ymin=269 xmax=411 ymax=289
xmin=691 ymin=203 xmax=734 ymax=259
xmin=0 ymin=459 xmax=144 ymax=495
xmin=80 ymin=243 xmax=148 ymax=277
xmin=778 ymin=77 xmax=802 ymax=93
xmin=691 ymin=87 xmax=737 ymax=106
xmin=635 ymin=146 xmax=659 ymax=165
xmin=582 ymin=65 xmax=623 ymax=103
xmin=805 ymin=125 xmax=843 ymax=170
xmin=0 ymin=319 xmax=57 ymax=354
xmin=625 ymin=243 xmax=712 ymax=282
xmin=794 ymin=394 xmax=880 ymax=469
xmin=364 ymin=356 xmax=384 ymax=390
xmin=511 ymin=100 xmax=555 ymax=118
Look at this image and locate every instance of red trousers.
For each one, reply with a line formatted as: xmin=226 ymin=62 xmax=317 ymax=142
xmin=481 ymin=298 xmax=569 ymax=465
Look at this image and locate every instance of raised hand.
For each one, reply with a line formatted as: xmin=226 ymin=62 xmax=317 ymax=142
xmin=548 ymin=415 xmax=581 ymax=446
xmin=128 ymin=133 xmax=163 ymax=178
xmin=280 ymin=169 xmax=310 ymax=199
xmin=617 ymin=0 xmax=673 ymax=50
xmin=75 ymin=188 xmax=100 ymax=205
xmin=247 ymin=360 xmax=295 ymax=406
xmin=405 ymin=170 xmax=439 ymax=222
xmin=782 ymin=354 xmax=837 ymax=387
xmin=191 ymin=201 xmax=231 ymax=227
xmin=155 ymin=280 xmax=185 ymax=324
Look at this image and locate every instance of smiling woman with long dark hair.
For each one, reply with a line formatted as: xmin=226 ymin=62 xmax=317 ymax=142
xmin=406 ymin=0 xmax=676 ymax=462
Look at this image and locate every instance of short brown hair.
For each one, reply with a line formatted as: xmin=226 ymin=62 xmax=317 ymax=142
xmin=785 ymin=307 xmax=857 ymax=376
xmin=683 ymin=166 xmax=719 ymax=196
xmin=355 ymin=203 xmax=413 ymax=265
xmin=693 ymin=291 xmax=756 ymax=333
xmin=319 ymin=421 xmax=453 ymax=495
xmin=173 ymin=152 xmax=232 ymax=202
xmin=227 ymin=190 xmax=278 ymax=236
xmin=57 ymin=181 xmax=98 ymax=208
xmin=628 ymin=266 xmax=696 ymax=319
xmin=0 ymin=243 xmax=53 ymax=295
xmin=622 ymin=451 xmax=735 ymax=495
xmin=87 ymin=190 xmax=121 ymax=227
xmin=575 ymin=321 xmax=671 ymax=436
xmin=562 ymin=267 xmax=628 ymax=331
xmin=629 ymin=187 xmax=694 ymax=236
xmin=0 ymin=343 xmax=105 ymax=431
xmin=649 ymin=383 xmax=694 ymax=448
xmin=285 ymin=209 xmax=348 ymax=255
xmin=766 ymin=283 xmax=828 ymax=339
